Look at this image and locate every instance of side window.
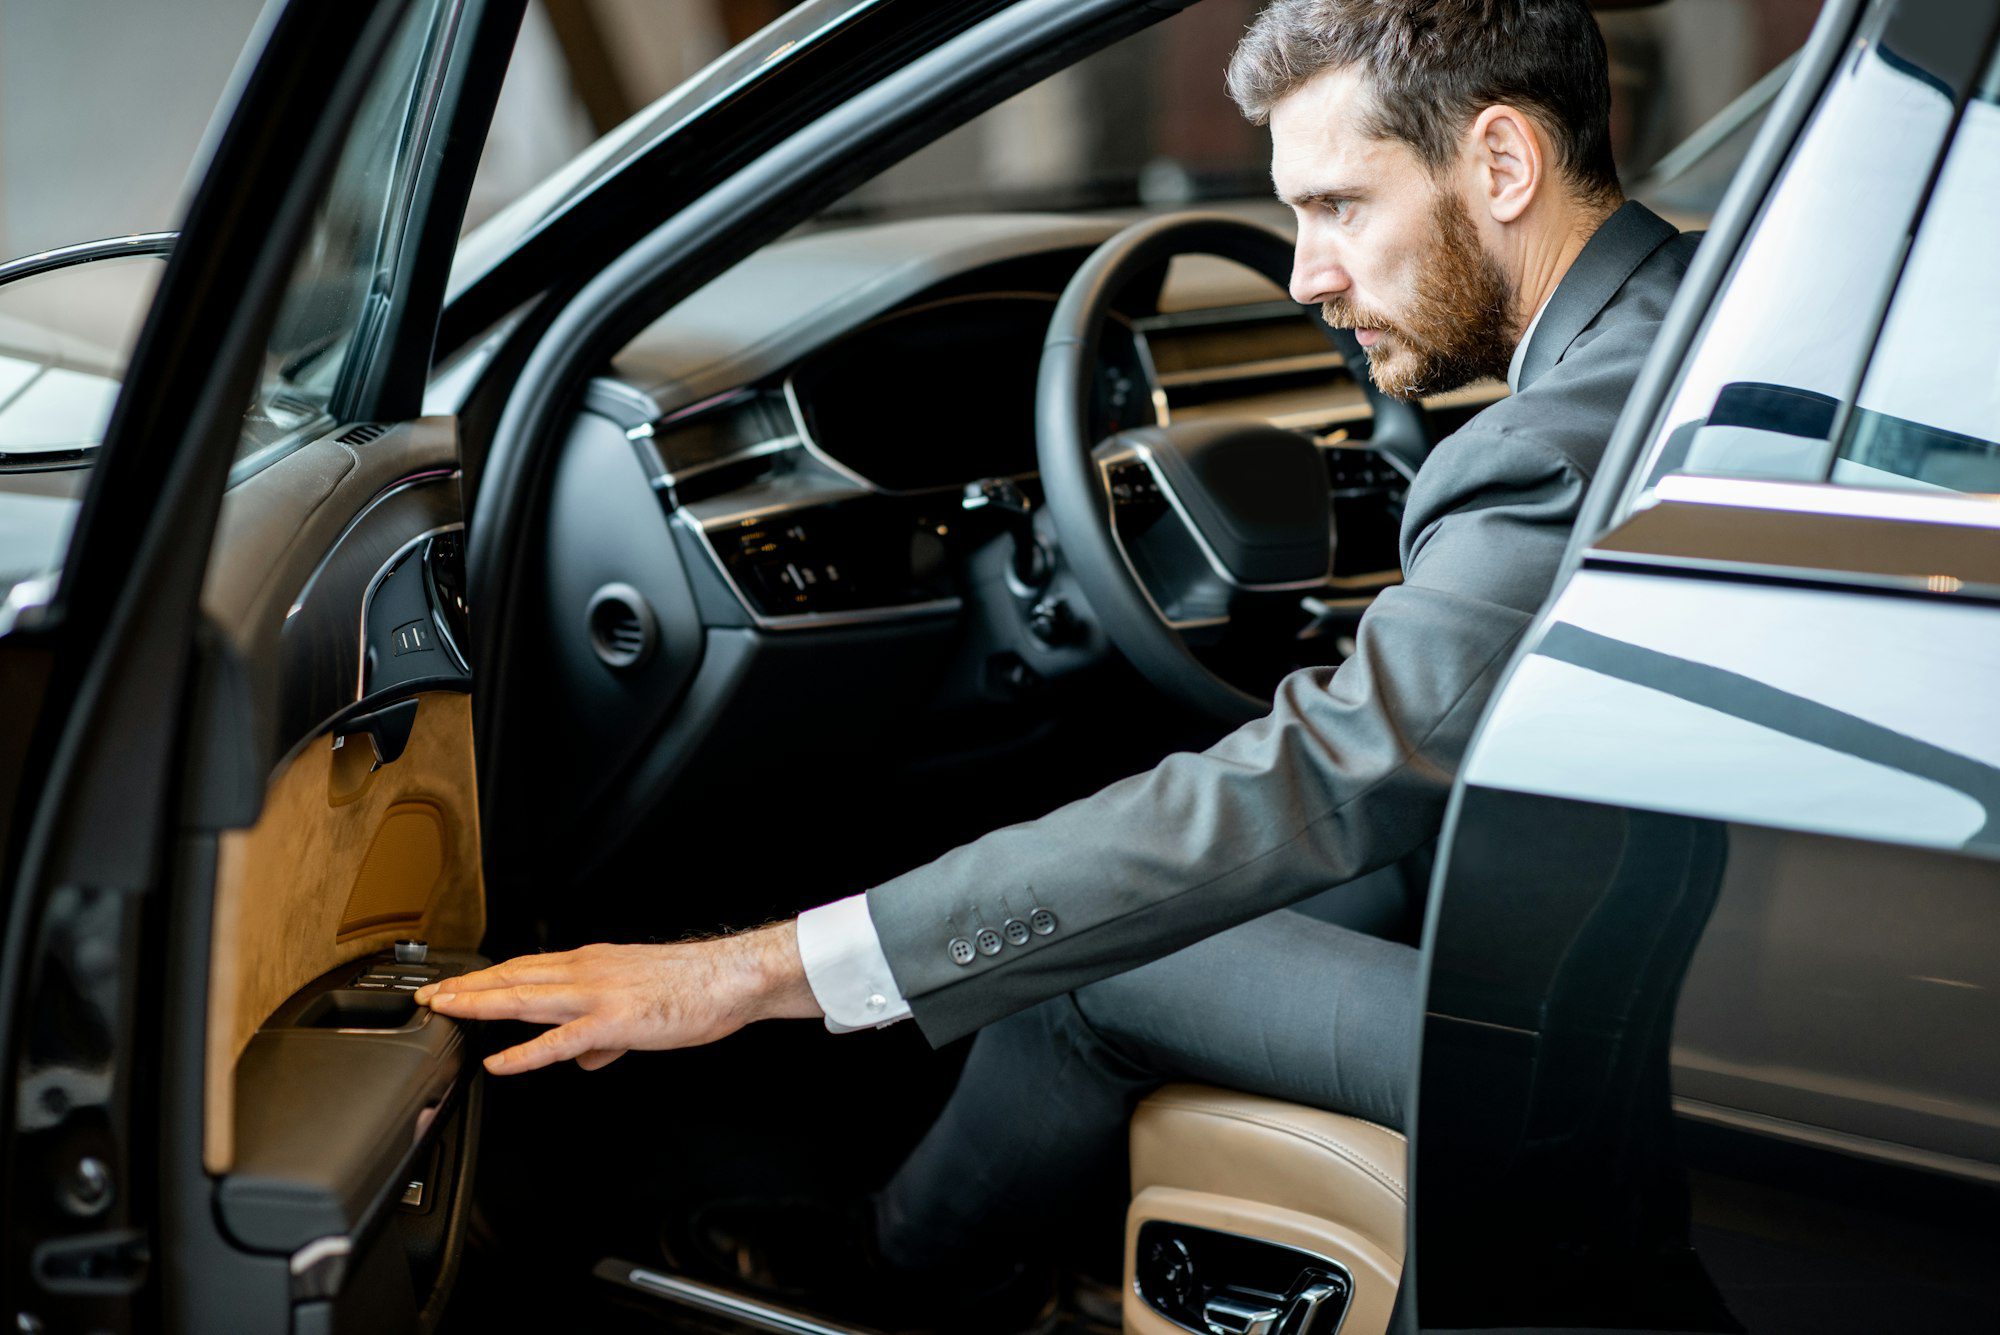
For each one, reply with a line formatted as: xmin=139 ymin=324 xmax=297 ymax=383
xmin=234 ymin=0 xmax=460 ymax=477
xmin=1616 ymin=12 xmax=1964 ymax=510
xmin=1831 ymin=56 xmax=2000 ymax=494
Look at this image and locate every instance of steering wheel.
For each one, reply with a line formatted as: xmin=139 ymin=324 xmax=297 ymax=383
xmin=1035 ymin=213 xmax=1433 ymax=725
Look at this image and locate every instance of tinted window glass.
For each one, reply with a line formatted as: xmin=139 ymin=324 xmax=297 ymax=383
xmin=1831 ymin=56 xmax=2000 ymax=495
xmin=236 ymin=0 xmax=458 ymax=472
xmin=1618 ymin=18 xmax=1959 ymax=510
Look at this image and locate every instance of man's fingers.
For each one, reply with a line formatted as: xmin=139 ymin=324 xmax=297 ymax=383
xmin=575 ymin=1048 xmax=626 ymax=1071
xmin=417 ymin=956 xmax=573 ymax=1002
xmin=420 ymin=983 xmax=587 ymax=1024
xmin=484 ymin=1021 xmax=600 ymax=1075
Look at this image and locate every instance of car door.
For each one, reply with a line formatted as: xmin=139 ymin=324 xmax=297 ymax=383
xmin=0 ymin=1 xmax=524 ymax=1331
xmin=1407 ymin=0 xmax=2000 ymax=1329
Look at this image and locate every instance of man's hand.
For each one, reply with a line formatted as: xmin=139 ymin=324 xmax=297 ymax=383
xmin=414 ymin=922 xmax=822 ymax=1075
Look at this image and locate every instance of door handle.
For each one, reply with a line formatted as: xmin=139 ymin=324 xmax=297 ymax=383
xmin=334 ymin=698 xmax=419 ymax=770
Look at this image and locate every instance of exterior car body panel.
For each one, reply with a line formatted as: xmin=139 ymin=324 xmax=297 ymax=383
xmin=1411 ymin=0 xmax=2000 ymax=1328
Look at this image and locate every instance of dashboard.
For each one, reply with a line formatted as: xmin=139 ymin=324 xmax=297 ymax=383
xmin=579 ymin=213 xmax=1483 ymax=629
xmin=518 ymin=212 xmax=1507 ymax=860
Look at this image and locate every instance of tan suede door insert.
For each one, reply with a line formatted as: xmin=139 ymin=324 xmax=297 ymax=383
xmin=202 ymin=690 xmax=485 ymax=1173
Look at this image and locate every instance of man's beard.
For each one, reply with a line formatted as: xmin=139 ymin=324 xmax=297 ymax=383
xmin=1322 ymin=189 xmax=1517 ymax=400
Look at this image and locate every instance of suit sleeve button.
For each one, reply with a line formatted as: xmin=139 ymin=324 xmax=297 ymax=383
xmin=974 ymin=928 xmax=1003 ymax=956
xmin=1002 ymin=919 xmax=1030 ymax=946
xmin=948 ymin=938 xmax=976 ymax=966
xmin=1028 ymin=908 xmax=1057 ymax=936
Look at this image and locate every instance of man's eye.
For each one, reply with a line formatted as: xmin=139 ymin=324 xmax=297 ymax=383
xmin=1323 ymin=199 xmax=1350 ymax=219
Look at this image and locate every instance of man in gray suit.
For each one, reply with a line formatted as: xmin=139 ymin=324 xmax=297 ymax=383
xmin=422 ymin=0 xmax=1698 ymax=1313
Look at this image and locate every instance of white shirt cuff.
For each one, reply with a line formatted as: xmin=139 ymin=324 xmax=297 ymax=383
xmin=795 ymin=893 xmax=912 ymax=1033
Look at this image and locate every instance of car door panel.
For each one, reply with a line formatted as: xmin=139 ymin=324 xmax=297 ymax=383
xmin=203 ymin=688 xmax=483 ymax=1176
xmin=0 ymin=2 xmax=528 ymax=1329
xmin=202 ymin=420 xmax=468 ymax=762
xmin=184 ymin=408 xmax=486 ymax=1335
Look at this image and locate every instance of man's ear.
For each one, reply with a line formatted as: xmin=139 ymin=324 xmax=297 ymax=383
xmin=1468 ymin=104 xmax=1542 ymax=224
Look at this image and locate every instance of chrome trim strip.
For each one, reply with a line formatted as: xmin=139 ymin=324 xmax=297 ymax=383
xmin=1648 ymin=473 xmax=2000 ymax=529
xmin=781 ymin=375 xmax=888 ymax=495
xmin=1133 ymin=298 xmax=1301 ymax=333
xmin=287 ymin=466 xmax=461 ymax=618
xmin=656 ymin=435 xmax=799 ymax=489
xmin=1095 ymin=444 xmax=1228 ymax=632
xmin=673 ymin=511 xmax=962 ymax=632
xmin=1670 ymin=1095 xmax=2000 ymax=1187
xmin=355 ymin=523 xmax=465 ymax=700
xmin=0 ymin=232 xmax=174 ymax=285
xmin=611 ymin=1266 xmax=870 ymax=1335
xmin=1110 ymin=440 xmax=1334 ymax=593
xmin=288 ymin=1235 xmax=352 ymax=1277
xmin=686 ymin=482 xmax=873 ymax=529
xmin=1581 ymin=546 xmax=2000 ymax=603
xmin=1153 ymin=350 xmax=1347 ymax=389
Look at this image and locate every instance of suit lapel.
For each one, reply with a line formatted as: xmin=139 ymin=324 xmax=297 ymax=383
xmin=1516 ymin=200 xmax=1680 ymax=391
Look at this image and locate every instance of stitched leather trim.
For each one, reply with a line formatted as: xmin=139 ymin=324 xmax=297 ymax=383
xmin=1145 ymin=1096 xmax=1407 ymax=1203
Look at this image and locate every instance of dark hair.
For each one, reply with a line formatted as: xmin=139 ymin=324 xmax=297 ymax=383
xmin=1226 ymin=0 xmax=1622 ymax=204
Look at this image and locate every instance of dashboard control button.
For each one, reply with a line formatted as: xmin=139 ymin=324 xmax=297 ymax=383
xmin=1002 ymin=919 xmax=1031 ymax=947
xmin=948 ymin=938 xmax=976 ymax=966
xmin=975 ymin=928 xmax=1004 ymax=956
xmin=391 ymin=619 xmax=433 ymax=656
xmin=1028 ymin=908 xmax=1057 ymax=936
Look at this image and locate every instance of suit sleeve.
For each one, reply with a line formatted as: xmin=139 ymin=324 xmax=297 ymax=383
xmin=866 ymin=385 xmax=1610 ymax=1047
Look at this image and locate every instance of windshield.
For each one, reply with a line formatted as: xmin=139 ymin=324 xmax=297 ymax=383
xmin=447 ymin=0 xmax=881 ymax=300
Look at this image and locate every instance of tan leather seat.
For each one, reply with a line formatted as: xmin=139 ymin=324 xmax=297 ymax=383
xmin=1124 ymin=1084 xmax=1406 ymax=1335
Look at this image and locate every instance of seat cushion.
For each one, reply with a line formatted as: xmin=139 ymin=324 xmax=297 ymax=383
xmin=1125 ymin=1083 xmax=1407 ymax=1335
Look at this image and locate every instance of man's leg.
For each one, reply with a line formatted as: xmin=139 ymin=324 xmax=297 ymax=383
xmin=876 ymin=908 xmax=1419 ymax=1272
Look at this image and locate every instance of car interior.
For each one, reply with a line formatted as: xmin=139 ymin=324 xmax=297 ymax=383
xmin=421 ymin=7 xmax=1761 ymax=1330
xmin=6 ymin=0 xmax=1893 ymax=1332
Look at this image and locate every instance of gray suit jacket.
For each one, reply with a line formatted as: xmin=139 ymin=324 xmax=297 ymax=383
xmin=869 ymin=202 xmax=1701 ymax=1046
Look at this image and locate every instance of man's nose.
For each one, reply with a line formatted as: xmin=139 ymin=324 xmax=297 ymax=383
xmin=1289 ymin=245 xmax=1348 ymax=306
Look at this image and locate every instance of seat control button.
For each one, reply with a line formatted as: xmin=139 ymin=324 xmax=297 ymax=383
xmin=974 ymin=928 xmax=1003 ymax=956
xmin=1028 ymin=908 xmax=1057 ymax=936
xmin=1002 ymin=919 xmax=1030 ymax=947
xmin=948 ymin=938 xmax=976 ymax=966
xmin=394 ymin=939 xmax=429 ymax=964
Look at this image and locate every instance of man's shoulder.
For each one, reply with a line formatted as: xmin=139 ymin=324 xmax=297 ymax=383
xmin=1443 ymin=224 xmax=1700 ymax=476
xmin=1599 ymin=225 xmax=1702 ymax=324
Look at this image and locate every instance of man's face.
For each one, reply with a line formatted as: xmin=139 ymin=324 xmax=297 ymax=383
xmin=1270 ymin=67 xmax=1515 ymax=399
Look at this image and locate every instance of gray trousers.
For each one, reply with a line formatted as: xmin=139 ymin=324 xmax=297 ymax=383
xmin=874 ymin=905 xmax=1420 ymax=1272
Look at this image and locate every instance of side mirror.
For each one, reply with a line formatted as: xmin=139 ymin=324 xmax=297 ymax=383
xmin=0 ymin=233 xmax=174 ymax=468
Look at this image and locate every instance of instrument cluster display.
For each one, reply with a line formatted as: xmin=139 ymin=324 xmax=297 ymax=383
xmin=789 ymin=293 xmax=1148 ymax=493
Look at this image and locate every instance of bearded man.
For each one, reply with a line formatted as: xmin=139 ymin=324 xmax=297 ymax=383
xmin=420 ymin=0 xmax=1700 ymax=1326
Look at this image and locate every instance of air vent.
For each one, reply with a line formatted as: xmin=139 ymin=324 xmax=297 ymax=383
xmin=585 ymin=583 xmax=657 ymax=671
xmin=337 ymin=422 xmax=390 ymax=446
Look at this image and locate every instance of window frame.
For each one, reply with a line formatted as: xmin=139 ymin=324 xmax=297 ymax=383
xmin=1571 ymin=0 xmax=2000 ymax=600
